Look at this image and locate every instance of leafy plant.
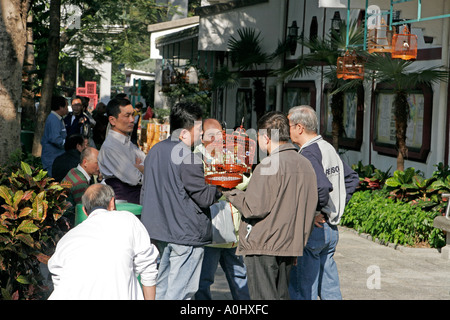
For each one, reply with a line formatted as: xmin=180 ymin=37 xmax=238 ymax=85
xmin=0 ymin=162 xmax=71 ymax=300
xmin=352 ymin=161 xmax=391 ymax=190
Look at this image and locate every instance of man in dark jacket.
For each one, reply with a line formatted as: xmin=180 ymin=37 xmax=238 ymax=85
xmin=52 ymin=134 xmax=88 ymax=182
xmin=140 ymin=102 xmax=222 ymax=300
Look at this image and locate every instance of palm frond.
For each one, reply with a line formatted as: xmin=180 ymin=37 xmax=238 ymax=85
xmin=228 ymin=28 xmax=270 ymax=71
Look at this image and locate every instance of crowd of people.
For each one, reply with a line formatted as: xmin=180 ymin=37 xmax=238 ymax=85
xmin=42 ymin=94 xmax=359 ymax=300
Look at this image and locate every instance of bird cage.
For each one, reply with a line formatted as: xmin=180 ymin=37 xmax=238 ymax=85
xmin=367 ymin=18 xmax=394 ymax=54
xmin=204 ymin=125 xmax=256 ymax=189
xmin=391 ymin=25 xmax=417 ymax=60
xmin=342 ymin=50 xmax=364 ymax=80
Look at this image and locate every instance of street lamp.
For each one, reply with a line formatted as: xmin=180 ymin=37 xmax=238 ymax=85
xmin=331 ymin=11 xmax=341 ymax=33
xmin=288 ymin=20 xmax=299 ymax=56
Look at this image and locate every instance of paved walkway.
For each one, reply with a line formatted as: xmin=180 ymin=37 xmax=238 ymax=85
xmin=210 ymin=226 xmax=450 ymax=300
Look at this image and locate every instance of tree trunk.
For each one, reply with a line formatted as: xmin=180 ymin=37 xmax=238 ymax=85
xmin=0 ymin=0 xmax=32 ymax=165
xmin=32 ymin=0 xmax=62 ymax=157
xmin=330 ymin=91 xmax=344 ymax=151
xmin=394 ymin=91 xmax=409 ymax=172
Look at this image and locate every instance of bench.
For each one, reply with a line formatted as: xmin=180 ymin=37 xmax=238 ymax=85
xmin=433 ymin=193 xmax=450 ymax=259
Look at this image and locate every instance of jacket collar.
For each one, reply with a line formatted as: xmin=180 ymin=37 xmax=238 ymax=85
xmin=299 ymin=135 xmax=323 ymax=152
xmin=270 ymin=143 xmax=298 ymax=156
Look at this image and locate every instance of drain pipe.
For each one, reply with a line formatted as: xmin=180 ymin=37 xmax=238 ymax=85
xmin=439 ymin=1 xmax=449 ymax=165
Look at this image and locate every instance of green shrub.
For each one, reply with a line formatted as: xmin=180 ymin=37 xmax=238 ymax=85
xmin=0 ymin=162 xmax=71 ymax=300
xmin=341 ymin=189 xmax=445 ymax=249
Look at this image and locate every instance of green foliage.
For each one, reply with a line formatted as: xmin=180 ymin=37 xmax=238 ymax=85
xmin=341 ymin=189 xmax=445 ymax=249
xmin=0 ymin=162 xmax=71 ymax=300
xmin=351 ymin=161 xmax=391 ymax=191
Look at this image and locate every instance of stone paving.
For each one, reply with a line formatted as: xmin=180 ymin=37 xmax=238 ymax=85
xmin=210 ymin=226 xmax=450 ymax=300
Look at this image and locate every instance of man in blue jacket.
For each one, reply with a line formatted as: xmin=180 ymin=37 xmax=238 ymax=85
xmin=41 ymin=96 xmax=69 ymax=177
xmin=288 ymin=105 xmax=359 ymax=300
xmin=140 ymin=102 xmax=222 ymax=300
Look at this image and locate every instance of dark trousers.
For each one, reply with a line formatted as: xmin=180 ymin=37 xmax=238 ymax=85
xmin=105 ymin=177 xmax=141 ymax=204
xmin=243 ymin=255 xmax=295 ymax=300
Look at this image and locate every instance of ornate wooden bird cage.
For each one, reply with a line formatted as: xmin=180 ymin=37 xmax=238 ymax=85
xmin=340 ymin=50 xmax=364 ymax=80
xmin=367 ymin=18 xmax=394 ymax=54
xmin=204 ymin=125 xmax=256 ymax=189
xmin=391 ymin=25 xmax=417 ymax=60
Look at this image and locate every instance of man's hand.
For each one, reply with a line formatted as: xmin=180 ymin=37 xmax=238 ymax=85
xmin=314 ymin=213 xmax=326 ymax=228
xmin=134 ymin=157 xmax=144 ymax=173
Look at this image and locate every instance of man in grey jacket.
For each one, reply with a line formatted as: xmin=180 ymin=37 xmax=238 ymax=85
xmin=224 ymin=111 xmax=318 ymax=300
xmin=288 ymin=105 xmax=359 ymax=300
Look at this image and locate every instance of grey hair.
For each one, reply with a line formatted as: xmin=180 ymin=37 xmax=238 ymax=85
xmin=80 ymin=147 xmax=95 ymax=163
xmin=288 ymin=105 xmax=318 ymax=133
xmin=81 ymin=184 xmax=115 ymax=215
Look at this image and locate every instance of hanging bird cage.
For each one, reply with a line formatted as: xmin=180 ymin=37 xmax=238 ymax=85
xmin=367 ymin=18 xmax=394 ymax=54
xmin=204 ymin=124 xmax=256 ymax=189
xmin=391 ymin=25 xmax=417 ymax=60
xmin=341 ymin=50 xmax=364 ymax=80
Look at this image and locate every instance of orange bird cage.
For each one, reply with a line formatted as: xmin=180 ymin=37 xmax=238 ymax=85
xmin=391 ymin=25 xmax=417 ymax=60
xmin=339 ymin=50 xmax=364 ymax=80
xmin=204 ymin=125 xmax=256 ymax=189
xmin=367 ymin=18 xmax=394 ymax=54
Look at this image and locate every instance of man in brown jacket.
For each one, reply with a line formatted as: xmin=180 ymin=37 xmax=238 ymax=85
xmin=223 ymin=111 xmax=318 ymax=300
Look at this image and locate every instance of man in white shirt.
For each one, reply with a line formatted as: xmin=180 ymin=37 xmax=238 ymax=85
xmin=48 ymin=184 xmax=158 ymax=300
xmin=98 ymin=98 xmax=145 ymax=204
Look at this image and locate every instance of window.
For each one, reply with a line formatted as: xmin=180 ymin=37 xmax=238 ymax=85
xmin=235 ymin=89 xmax=252 ymax=129
xmin=283 ymin=81 xmax=316 ymax=114
xmin=320 ymin=84 xmax=364 ymax=150
xmin=372 ymin=83 xmax=432 ymax=162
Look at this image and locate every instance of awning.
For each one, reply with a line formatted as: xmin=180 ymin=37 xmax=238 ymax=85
xmin=318 ymin=0 xmax=367 ymax=9
xmin=155 ymin=25 xmax=199 ymax=48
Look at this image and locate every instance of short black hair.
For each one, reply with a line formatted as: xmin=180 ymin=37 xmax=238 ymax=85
xmin=64 ymin=134 xmax=85 ymax=151
xmin=51 ymin=96 xmax=67 ymax=111
xmin=169 ymin=102 xmax=203 ymax=134
xmin=257 ymin=111 xmax=290 ymax=142
xmin=106 ymin=98 xmax=132 ymax=118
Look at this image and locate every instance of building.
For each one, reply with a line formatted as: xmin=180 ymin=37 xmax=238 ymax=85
xmin=148 ymin=0 xmax=450 ymax=176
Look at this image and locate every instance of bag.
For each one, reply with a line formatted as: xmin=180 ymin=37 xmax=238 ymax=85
xmin=210 ymin=200 xmax=237 ymax=244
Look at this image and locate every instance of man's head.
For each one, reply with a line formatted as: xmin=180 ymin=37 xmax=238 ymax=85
xmin=107 ymin=98 xmax=135 ymax=136
xmin=51 ymin=96 xmax=69 ymax=116
xmin=202 ymin=118 xmax=223 ymax=148
xmin=82 ymin=184 xmax=115 ymax=215
xmin=65 ymin=134 xmax=88 ymax=152
xmin=288 ymin=105 xmax=318 ymax=147
xmin=71 ymin=97 xmax=84 ymax=116
xmin=170 ymin=102 xmax=204 ymax=146
xmin=80 ymin=147 xmax=100 ymax=177
xmin=257 ymin=111 xmax=290 ymax=154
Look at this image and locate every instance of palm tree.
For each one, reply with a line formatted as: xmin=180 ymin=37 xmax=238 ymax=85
xmin=365 ymin=53 xmax=448 ymax=171
xmin=273 ymin=20 xmax=364 ymax=150
xmin=213 ymin=28 xmax=271 ymax=124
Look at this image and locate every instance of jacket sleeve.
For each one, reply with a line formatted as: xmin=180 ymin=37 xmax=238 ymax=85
xmin=301 ymin=149 xmax=333 ymax=211
xmin=180 ymin=152 xmax=222 ymax=209
xmin=224 ymin=163 xmax=277 ymax=220
xmin=343 ymin=161 xmax=360 ymax=204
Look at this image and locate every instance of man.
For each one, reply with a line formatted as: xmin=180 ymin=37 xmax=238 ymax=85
xmin=223 ymin=111 xmax=318 ymax=300
xmin=47 ymin=184 xmax=159 ymax=300
xmin=62 ymin=147 xmax=100 ymax=226
xmin=140 ymin=102 xmax=222 ymax=300
xmin=131 ymin=101 xmax=143 ymax=145
xmin=64 ymin=96 xmax=90 ymax=138
xmin=98 ymin=98 xmax=145 ymax=204
xmin=41 ymin=95 xmax=69 ymax=177
xmin=52 ymin=134 xmax=88 ymax=182
xmin=194 ymin=118 xmax=250 ymax=300
xmin=288 ymin=105 xmax=359 ymax=300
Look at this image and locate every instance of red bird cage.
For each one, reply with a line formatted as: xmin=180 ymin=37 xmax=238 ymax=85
xmin=204 ymin=125 xmax=256 ymax=189
xmin=391 ymin=25 xmax=417 ymax=60
xmin=338 ymin=50 xmax=364 ymax=80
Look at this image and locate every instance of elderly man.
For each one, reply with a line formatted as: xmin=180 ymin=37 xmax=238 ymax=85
xmin=287 ymin=105 xmax=359 ymax=300
xmin=98 ymin=98 xmax=145 ymax=204
xmin=62 ymin=147 xmax=100 ymax=226
xmin=48 ymin=184 xmax=159 ymax=300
